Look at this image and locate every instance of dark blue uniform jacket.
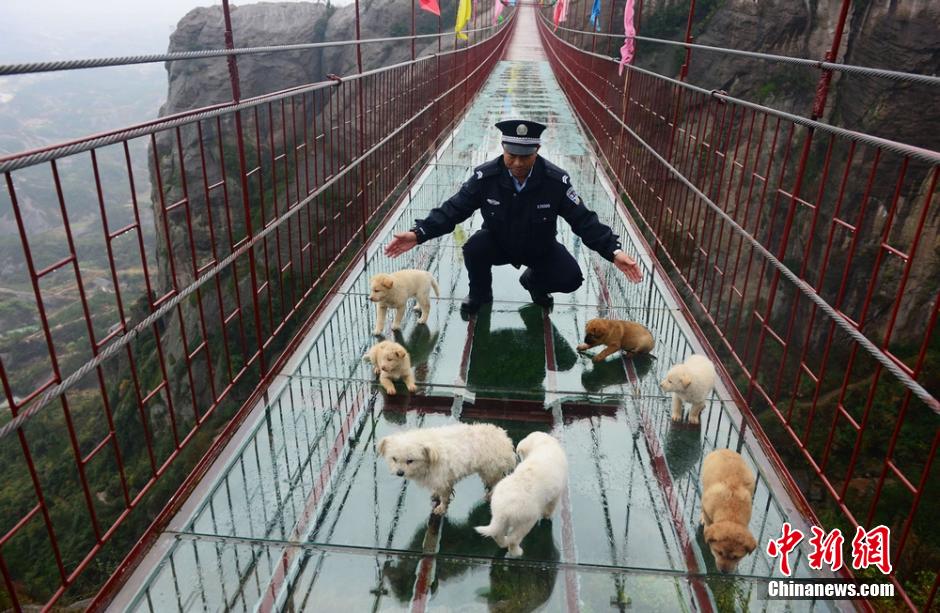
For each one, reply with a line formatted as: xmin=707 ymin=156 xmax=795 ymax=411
xmin=412 ymin=156 xmax=622 ymax=266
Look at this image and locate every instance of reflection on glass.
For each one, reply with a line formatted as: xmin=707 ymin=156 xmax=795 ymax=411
xmin=382 ymin=501 xmax=560 ymax=612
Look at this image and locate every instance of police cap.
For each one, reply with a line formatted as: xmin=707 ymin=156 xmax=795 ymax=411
xmin=495 ymin=119 xmax=546 ymax=155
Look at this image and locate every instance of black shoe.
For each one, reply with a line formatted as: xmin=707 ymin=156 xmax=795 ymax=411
xmin=460 ymin=294 xmax=492 ymax=315
xmin=519 ymin=269 xmax=554 ymax=309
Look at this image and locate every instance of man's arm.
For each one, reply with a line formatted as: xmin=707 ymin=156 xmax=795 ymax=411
xmin=558 ymin=183 xmax=643 ymax=283
xmin=385 ymin=175 xmax=482 ymax=258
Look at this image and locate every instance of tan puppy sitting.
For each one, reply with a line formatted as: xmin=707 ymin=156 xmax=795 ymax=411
xmin=701 ymin=449 xmax=757 ymax=573
xmin=364 ymin=340 xmax=417 ymax=395
xmin=369 ymin=269 xmax=440 ymax=335
xmin=576 ymin=318 xmax=655 ymax=363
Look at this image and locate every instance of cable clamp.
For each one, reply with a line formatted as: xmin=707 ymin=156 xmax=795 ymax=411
xmin=327 ymin=73 xmax=343 ymax=86
xmin=709 ymin=89 xmax=728 ymax=102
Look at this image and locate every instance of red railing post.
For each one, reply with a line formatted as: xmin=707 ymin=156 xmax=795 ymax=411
xmin=221 ymin=0 xmax=267 ymax=374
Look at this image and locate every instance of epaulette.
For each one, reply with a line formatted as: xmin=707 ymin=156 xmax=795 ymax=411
xmin=469 ymin=159 xmax=502 ymax=180
xmin=542 ymin=159 xmax=573 ymax=186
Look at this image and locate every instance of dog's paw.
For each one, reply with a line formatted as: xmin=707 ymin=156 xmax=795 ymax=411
xmin=507 ymin=546 xmax=523 ymax=557
xmin=432 ymin=503 xmax=447 ymax=515
xmin=671 ymin=412 xmax=682 ymax=422
xmin=412 ymin=304 xmax=422 ymax=311
xmin=689 ymin=415 xmax=700 ymax=425
xmin=384 ymin=387 xmax=397 ymax=396
xmin=592 ymin=355 xmax=605 ymax=363
xmin=372 ymin=329 xmax=383 ymax=337
xmin=406 ymin=383 xmax=417 ymax=393
xmin=576 ymin=343 xmax=588 ymax=352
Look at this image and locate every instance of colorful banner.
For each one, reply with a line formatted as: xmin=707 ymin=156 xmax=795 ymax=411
xmin=456 ymin=0 xmax=472 ymax=39
xmin=493 ymin=0 xmax=504 ymax=24
xmin=589 ymin=0 xmax=601 ymax=31
xmin=420 ymin=0 xmax=441 ymax=16
xmin=553 ymin=0 xmax=567 ymax=31
xmin=618 ymin=0 xmax=636 ymax=75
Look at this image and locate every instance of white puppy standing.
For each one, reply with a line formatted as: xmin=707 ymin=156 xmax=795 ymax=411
xmin=378 ymin=423 xmax=516 ymax=515
xmin=475 ymin=432 xmax=568 ymax=557
xmin=369 ymin=269 xmax=440 ymax=335
xmin=660 ymin=354 xmax=716 ymax=424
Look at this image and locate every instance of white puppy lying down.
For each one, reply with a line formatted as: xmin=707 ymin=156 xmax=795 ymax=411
xmin=378 ymin=423 xmax=516 ymax=515
xmin=660 ymin=354 xmax=716 ymax=424
xmin=369 ymin=269 xmax=440 ymax=335
xmin=364 ymin=340 xmax=416 ymax=395
xmin=475 ymin=431 xmax=568 ymax=557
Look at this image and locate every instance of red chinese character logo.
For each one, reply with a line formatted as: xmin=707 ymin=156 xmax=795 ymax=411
xmin=851 ymin=525 xmax=892 ymax=574
xmin=807 ymin=526 xmax=844 ymax=571
xmin=766 ymin=522 xmax=805 ymax=576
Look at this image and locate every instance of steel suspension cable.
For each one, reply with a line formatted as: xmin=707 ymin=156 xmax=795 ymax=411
xmin=542 ymin=35 xmax=940 ymax=416
xmin=0 ymin=30 xmax=509 ymax=443
xmin=0 ymin=25 xmax=500 ymax=77
xmin=0 ymin=18 xmax=513 ymax=175
xmin=548 ymin=21 xmax=940 ymax=86
xmin=546 ymin=30 xmax=940 ymax=166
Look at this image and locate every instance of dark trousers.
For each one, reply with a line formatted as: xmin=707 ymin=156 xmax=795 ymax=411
xmin=462 ymin=229 xmax=584 ymax=298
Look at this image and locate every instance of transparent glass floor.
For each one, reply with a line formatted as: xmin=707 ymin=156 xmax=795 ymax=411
xmin=115 ymin=60 xmax=840 ymax=612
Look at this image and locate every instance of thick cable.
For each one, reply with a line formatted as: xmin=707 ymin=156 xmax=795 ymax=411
xmin=549 ymin=21 xmax=940 ymax=86
xmin=547 ymin=31 xmax=940 ymax=166
xmin=0 ymin=25 xmax=499 ymax=77
xmin=0 ymin=18 xmax=512 ymax=175
xmin=542 ymin=34 xmax=940 ymax=416
xmin=0 ymin=29 xmax=509 ymax=443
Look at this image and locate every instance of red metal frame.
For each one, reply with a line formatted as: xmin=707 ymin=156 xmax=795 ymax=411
xmin=538 ymin=2 xmax=938 ymax=610
xmin=0 ymin=6 xmax=514 ymax=609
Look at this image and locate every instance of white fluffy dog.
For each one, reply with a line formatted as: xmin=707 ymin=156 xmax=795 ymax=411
xmin=369 ymin=269 xmax=440 ymax=335
xmin=660 ymin=354 xmax=716 ymax=424
xmin=378 ymin=423 xmax=516 ymax=515
xmin=364 ymin=340 xmax=416 ymax=394
xmin=475 ymin=432 xmax=567 ymax=557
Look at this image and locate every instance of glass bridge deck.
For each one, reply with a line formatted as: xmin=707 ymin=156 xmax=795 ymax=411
xmin=113 ymin=61 xmax=840 ymax=612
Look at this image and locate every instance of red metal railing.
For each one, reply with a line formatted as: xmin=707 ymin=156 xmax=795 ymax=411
xmin=539 ymin=4 xmax=938 ymax=610
xmin=0 ymin=3 xmax=514 ymax=608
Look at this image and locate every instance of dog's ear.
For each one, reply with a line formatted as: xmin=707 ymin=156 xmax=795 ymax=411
xmin=394 ymin=348 xmax=406 ymax=359
xmin=680 ymin=373 xmax=692 ymax=388
xmin=743 ymin=532 xmax=757 ymax=554
xmin=704 ymin=525 xmax=717 ymax=544
xmin=383 ymin=277 xmax=394 ymax=289
xmin=423 ymin=444 xmax=439 ymax=464
xmin=377 ymin=437 xmax=388 ymax=457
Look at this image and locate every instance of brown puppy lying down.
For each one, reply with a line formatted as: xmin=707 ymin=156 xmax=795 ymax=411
xmin=701 ymin=449 xmax=757 ymax=573
xmin=576 ymin=318 xmax=655 ymax=363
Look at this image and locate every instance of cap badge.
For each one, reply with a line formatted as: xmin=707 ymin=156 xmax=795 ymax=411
xmin=516 ymin=124 xmax=528 ymax=136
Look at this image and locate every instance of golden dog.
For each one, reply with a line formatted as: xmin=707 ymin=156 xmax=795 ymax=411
xmin=369 ymin=269 xmax=440 ymax=335
xmin=364 ymin=340 xmax=417 ymax=395
xmin=701 ymin=449 xmax=757 ymax=573
xmin=576 ymin=318 xmax=655 ymax=363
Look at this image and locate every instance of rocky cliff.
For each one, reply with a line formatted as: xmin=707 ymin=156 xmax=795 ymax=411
xmin=623 ymin=0 xmax=939 ymax=352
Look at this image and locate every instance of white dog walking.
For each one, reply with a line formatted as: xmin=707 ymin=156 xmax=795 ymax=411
xmin=369 ymin=269 xmax=440 ymax=335
xmin=475 ymin=431 xmax=567 ymax=557
xmin=378 ymin=423 xmax=516 ymax=515
xmin=660 ymin=354 xmax=716 ymax=424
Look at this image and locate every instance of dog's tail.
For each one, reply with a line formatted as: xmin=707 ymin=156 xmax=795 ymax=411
xmin=429 ymin=273 xmax=440 ymax=298
xmin=475 ymin=516 xmax=509 ymax=542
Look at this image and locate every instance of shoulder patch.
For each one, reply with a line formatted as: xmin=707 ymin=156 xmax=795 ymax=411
xmin=566 ymin=187 xmax=580 ymax=204
xmin=471 ymin=158 xmax=502 ymax=181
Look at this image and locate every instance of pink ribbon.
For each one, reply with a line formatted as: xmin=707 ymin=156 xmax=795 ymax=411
xmin=619 ymin=0 xmax=636 ymax=76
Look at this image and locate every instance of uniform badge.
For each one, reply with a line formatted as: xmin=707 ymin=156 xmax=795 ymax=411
xmin=517 ymin=124 xmax=528 ymax=136
xmin=562 ymin=174 xmax=569 ymax=185
xmin=486 ymin=198 xmax=501 ymax=206
xmin=475 ymin=170 xmax=483 ymax=179
xmin=566 ymin=187 xmax=580 ymax=204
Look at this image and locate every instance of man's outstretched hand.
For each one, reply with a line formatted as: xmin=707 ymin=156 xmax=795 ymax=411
xmin=384 ymin=231 xmax=418 ymax=258
xmin=614 ymin=251 xmax=643 ymax=283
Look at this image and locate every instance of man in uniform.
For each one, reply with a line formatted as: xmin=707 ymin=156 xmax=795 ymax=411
xmin=384 ymin=119 xmax=642 ymax=315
